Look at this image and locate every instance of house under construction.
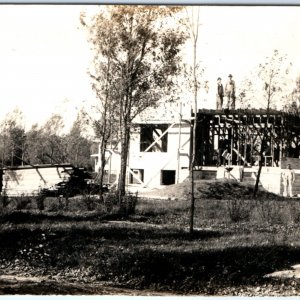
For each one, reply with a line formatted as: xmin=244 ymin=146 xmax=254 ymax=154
xmin=92 ymin=106 xmax=300 ymax=196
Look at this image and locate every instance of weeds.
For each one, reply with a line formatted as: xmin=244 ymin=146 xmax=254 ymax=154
xmin=35 ymin=192 xmax=46 ymax=211
xmin=226 ymin=199 xmax=253 ymax=222
xmin=255 ymin=200 xmax=284 ymax=224
xmin=289 ymin=200 xmax=300 ymax=223
xmin=17 ymin=232 xmax=50 ymax=264
xmin=103 ymin=192 xmax=118 ymax=213
xmin=136 ymin=198 xmax=188 ymax=216
xmin=0 ymin=192 xmax=9 ymax=209
xmin=14 ymin=195 xmax=32 ymax=210
xmin=0 ymin=180 xmax=298 ymax=227
xmin=81 ymin=193 xmax=97 ymax=211
xmin=119 ymin=192 xmax=138 ymax=216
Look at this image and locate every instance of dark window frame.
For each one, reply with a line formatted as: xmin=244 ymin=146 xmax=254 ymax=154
xmin=140 ymin=124 xmax=168 ymax=152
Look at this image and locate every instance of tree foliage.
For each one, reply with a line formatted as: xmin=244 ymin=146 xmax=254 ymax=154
xmin=0 ymin=109 xmax=25 ymax=167
xmin=0 ymin=111 xmax=93 ymax=170
xmin=258 ymin=50 xmax=292 ymax=110
xmin=65 ymin=112 xmax=93 ymax=171
xmin=251 ymin=50 xmax=292 ymax=197
xmin=238 ymin=50 xmax=292 ymax=110
xmin=282 ymin=74 xmax=300 ymax=115
xmin=82 ymin=6 xmax=187 ymax=199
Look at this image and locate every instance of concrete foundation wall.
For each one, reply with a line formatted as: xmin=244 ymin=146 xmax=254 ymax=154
xmin=255 ymin=167 xmax=282 ymax=195
xmin=200 ymin=166 xmax=300 ymax=196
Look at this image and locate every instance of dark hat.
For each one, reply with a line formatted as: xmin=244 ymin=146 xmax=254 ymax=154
xmin=217 ymin=77 xmax=221 ymax=80
xmin=228 ymin=74 xmax=233 ymax=78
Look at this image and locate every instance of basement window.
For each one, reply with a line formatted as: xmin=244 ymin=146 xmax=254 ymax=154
xmin=129 ymin=169 xmax=144 ymax=184
xmin=161 ymin=170 xmax=176 ymax=185
xmin=140 ymin=124 xmax=168 ymax=152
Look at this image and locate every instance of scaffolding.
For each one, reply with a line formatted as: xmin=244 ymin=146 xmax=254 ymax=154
xmin=193 ymin=109 xmax=300 ymax=168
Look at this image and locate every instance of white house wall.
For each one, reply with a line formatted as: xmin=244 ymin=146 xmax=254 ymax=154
xmin=128 ymin=123 xmax=190 ymax=188
xmin=93 ymin=147 xmax=121 ymax=175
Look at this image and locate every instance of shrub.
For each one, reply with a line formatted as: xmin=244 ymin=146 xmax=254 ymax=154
xmin=14 ymin=195 xmax=32 ymax=210
xmin=57 ymin=195 xmax=66 ymax=211
xmin=255 ymin=199 xmax=284 ymax=224
xmin=81 ymin=193 xmax=97 ymax=211
xmin=288 ymin=200 xmax=300 ymax=224
xmin=119 ymin=192 xmax=138 ymax=216
xmin=227 ymin=199 xmax=252 ymax=223
xmin=103 ymin=192 xmax=118 ymax=213
xmin=46 ymin=202 xmax=60 ymax=212
xmin=35 ymin=193 xmax=46 ymax=211
xmin=0 ymin=193 xmax=9 ymax=209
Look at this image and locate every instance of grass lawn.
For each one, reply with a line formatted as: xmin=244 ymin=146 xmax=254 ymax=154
xmin=1 ymin=180 xmax=300 ymax=295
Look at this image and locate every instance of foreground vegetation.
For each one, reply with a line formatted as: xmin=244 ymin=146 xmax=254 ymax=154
xmin=1 ymin=180 xmax=300 ymax=295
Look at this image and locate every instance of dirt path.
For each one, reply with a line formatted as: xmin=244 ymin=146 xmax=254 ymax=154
xmin=265 ymin=264 xmax=300 ymax=279
xmin=0 ymin=275 xmax=176 ymax=295
xmin=1 ymin=275 xmax=299 ymax=296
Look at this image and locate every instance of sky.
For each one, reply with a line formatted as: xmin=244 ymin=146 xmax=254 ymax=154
xmin=0 ymin=5 xmax=97 ymax=131
xmin=0 ymin=5 xmax=300 ymax=130
xmin=196 ymin=6 xmax=300 ymax=82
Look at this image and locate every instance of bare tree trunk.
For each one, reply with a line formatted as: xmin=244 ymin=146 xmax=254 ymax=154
xmin=253 ymin=104 xmax=270 ymax=198
xmin=253 ymin=111 xmax=273 ymax=197
xmin=190 ymin=122 xmax=196 ymax=234
xmin=118 ymin=124 xmax=130 ymax=203
xmin=253 ymin=137 xmax=265 ymax=198
xmin=190 ymin=109 xmax=197 ymax=234
xmin=97 ymin=56 xmax=112 ymax=201
xmin=189 ymin=8 xmax=200 ymax=235
xmin=98 ymin=137 xmax=108 ymax=200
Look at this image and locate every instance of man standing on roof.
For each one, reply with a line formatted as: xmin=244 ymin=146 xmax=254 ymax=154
xmin=216 ymin=77 xmax=224 ymax=110
xmin=225 ymin=74 xmax=236 ymax=109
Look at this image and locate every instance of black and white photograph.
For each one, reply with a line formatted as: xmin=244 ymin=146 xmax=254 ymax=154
xmin=0 ymin=3 xmax=300 ymax=296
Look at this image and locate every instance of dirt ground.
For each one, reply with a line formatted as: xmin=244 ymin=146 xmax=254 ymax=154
xmin=1 ymin=268 xmax=300 ymax=296
xmin=0 ymin=275 xmax=173 ymax=295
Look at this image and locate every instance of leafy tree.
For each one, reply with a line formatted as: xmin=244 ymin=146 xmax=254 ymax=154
xmin=238 ymin=78 xmax=255 ymax=109
xmin=238 ymin=50 xmax=292 ymax=110
xmin=24 ymin=124 xmax=45 ymax=165
xmin=252 ymin=50 xmax=292 ymax=197
xmin=8 ymin=126 xmax=26 ymax=166
xmin=0 ymin=109 xmax=26 ymax=167
xmin=283 ymin=74 xmax=300 ymax=115
xmin=24 ymin=114 xmax=66 ymax=165
xmin=65 ymin=112 xmax=93 ymax=171
xmin=39 ymin=113 xmax=67 ymax=164
xmin=84 ymin=20 xmax=120 ymax=197
xmin=82 ymin=6 xmax=187 ymax=201
xmin=23 ymin=113 xmax=93 ymax=170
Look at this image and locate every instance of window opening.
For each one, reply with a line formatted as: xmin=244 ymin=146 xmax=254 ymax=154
xmin=140 ymin=124 xmax=168 ymax=152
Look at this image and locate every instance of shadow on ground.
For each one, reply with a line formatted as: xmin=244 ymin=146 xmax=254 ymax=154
xmin=0 ymin=223 xmax=300 ymax=294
